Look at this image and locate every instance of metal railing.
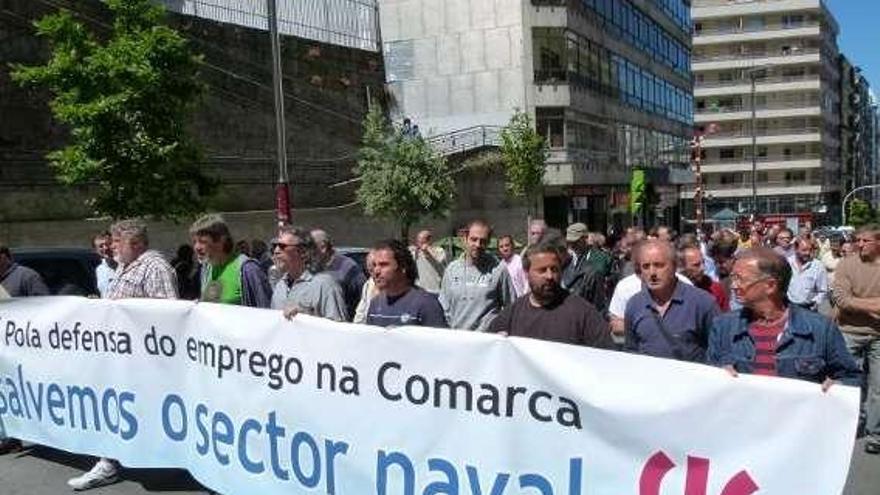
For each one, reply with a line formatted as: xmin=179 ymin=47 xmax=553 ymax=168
xmin=693 ymin=47 xmax=819 ymax=63
xmin=693 ymin=0 xmax=787 ymax=7
xmin=426 ymin=126 xmax=503 ymax=157
xmin=695 ymin=73 xmax=819 ymax=89
xmin=707 ymin=126 xmax=820 ymax=138
xmin=701 ymin=153 xmax=822 ymax=164
xmin=695 ymin=21 xmax=819 ymax=37
xmin=682 ymin=180 xmax=823 ymax=192
xmin=695 ymin=99 xmax=820 ymax=114
xmin=159 ymin=0 xmax=380 ymax=52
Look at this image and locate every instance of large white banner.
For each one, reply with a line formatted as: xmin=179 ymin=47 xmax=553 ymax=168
xmin=0 ymin=297 xmax=860 ymax=494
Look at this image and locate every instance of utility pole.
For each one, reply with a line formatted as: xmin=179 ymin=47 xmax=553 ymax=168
xmin=268 ymin=0 xmax=290 ymax=226
xmin=750 ymin=71 xmax=758 ymax=218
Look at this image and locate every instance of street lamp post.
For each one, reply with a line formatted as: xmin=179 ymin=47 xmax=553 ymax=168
xmin=268 ymin=0 xmax=291 ymax=226
xmin=750 ymin=71 xmax=758 ymax=217
xmin=841 ymin=184 xmax=880 ymax=225
xmin=744 ymin=65 xmax=770 ymax=217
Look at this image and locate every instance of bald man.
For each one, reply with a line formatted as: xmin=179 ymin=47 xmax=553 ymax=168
xmin=624 ymin=240 xmax=719 ymax=363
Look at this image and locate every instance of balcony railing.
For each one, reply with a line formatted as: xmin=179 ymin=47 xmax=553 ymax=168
xmin=693 ymin=0 xmax=790 ymax=7
xmin=695 ymin=99 xmax=819 ymax=114
xmin=682 ymin=180 xmax=823 ymax=192
xmin=702 ymin=153 xmax=822 ymax=164
xmin=694 ymin=73 xmax=819 ymax=89
xmin=693 ymin=47 xmax=819 ymax=63
xmin=706 ymin=126 xmax=820 ymax=138
xmin=695 ymin=21 xmax=820 ymax=37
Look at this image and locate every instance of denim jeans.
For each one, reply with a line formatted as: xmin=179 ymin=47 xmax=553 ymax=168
xmin=844 ymin=332 xmax=880 ymax=443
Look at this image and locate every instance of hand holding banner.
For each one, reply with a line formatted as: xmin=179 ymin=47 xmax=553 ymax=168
xmin=0 ymin=297 xmax=860 ymax=494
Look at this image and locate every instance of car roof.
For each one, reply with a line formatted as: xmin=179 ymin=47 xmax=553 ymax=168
xmin=11 ymin=247 xmax=98 ymax=257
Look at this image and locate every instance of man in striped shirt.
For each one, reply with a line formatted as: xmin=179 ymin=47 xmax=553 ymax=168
xmin=707 ymin=247 xmax=859 ymax=390
xmin=67 ymin=219 xmax=177 ymax=491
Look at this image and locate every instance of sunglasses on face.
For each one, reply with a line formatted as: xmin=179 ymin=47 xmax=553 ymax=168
xmin=273 ymin=242 xmax=301 ymax=250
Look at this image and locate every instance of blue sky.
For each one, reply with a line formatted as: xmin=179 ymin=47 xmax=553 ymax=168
xmin=826 ymin=0 xmax=880 ymax=95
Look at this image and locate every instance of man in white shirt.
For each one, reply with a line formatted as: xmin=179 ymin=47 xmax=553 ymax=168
xmin=92 ymin=231 xmax=117 ymax=297
xmin=497 ymin=235 xmax=528 ymax=297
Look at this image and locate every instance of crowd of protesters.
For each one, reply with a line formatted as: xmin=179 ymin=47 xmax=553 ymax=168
xmin=1 ymin=213 xmax=879 ymax=490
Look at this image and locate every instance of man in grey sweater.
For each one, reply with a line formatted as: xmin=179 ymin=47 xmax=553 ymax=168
xmin=439 ymin=220 xmax=516 ymax=331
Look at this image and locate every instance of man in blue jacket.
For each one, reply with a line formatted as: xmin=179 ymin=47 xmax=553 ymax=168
xmin=708 ymin=247 xmax=860 ymax=390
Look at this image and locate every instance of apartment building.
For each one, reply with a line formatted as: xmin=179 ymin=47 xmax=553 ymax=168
xmin=690 ymin=0 xmax=841 ymax=225
xmin=379 ymin=0 xmax=694 ymax=231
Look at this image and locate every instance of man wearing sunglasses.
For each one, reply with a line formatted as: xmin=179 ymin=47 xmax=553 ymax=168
xmin=272 ymin=227 xmax=347 ymax=322
xmin=708 ymin=247 xmax=859 ymax=394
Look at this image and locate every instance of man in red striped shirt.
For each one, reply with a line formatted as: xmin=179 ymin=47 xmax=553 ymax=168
xmin=707 ymin=247 xmax=860 ymax=390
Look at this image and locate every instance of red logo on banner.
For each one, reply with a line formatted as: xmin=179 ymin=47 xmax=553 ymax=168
xmin=639 ymin=451 xmax=759 ymax=495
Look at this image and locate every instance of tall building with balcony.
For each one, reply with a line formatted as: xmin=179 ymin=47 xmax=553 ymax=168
xmin=690 ymin=0 xmax=842 ymax=225
xmin=839 ymin=58 xmax=876 ymax=202
xmin=379 ymin=0 xmax=693 ymax=231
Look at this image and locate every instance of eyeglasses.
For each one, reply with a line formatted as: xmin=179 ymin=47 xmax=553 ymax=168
xmin=272 ymin=242 xmax=301 ymax=251
xmin=730 ymin=274 xmax=769 ymax=289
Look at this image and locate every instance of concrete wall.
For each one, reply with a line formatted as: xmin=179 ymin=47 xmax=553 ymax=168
xmin=379 ymin=0 xmax=527 ymax=135
xmin=0 ymin=163 xmax=531 ymax=251
xmin=0 ymin=0 xmax=385 ymax=221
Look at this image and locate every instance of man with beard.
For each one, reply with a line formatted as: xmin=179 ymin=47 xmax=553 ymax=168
xmin=488 ymin=239 xmax=613 ymax=348
xmin=272 ymin=227 xmax=347 ymax=321
xmin=366 ymin=239 xmax=447 ymax=327
xmin=786 ymin=235 xmax=828 ymax=311
xmin=624 ymin=240 xmax=719 ymax=362
xmin=440 ymin=219 xmax=516 ymax=330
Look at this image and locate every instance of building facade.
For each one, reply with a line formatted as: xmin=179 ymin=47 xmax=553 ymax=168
xmin=379 ymin=0 xmax=694 ymax=232
xmin=838 ymin=57 xmax=874 ymax=203
xmin=689 ymin=0 xmax=842 ymax=226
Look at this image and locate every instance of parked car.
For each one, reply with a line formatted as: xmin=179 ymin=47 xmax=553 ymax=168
xmin=336 ymin=247 xmax=371 ymax=277
xmin=11 ymin=248 xmax=100 ymax=297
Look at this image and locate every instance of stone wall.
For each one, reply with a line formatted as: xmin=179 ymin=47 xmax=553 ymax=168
xmin=0 ymin=163 xmax=531 ymax=252
xmin=0 ymin=1 xmax=531 ymax=249
xmin=0 ymin=0 xmax=384 ymax=221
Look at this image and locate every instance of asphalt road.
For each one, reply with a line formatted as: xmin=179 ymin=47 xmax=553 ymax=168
xmin=1 ymin=440 xmax=878 ymax=494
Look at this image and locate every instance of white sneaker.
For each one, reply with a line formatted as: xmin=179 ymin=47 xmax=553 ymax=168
xmin=67 ymin=458 xmax=120 ymax=491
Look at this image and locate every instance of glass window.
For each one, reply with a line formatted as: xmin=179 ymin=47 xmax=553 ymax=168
xmin=533 ymin=29 xmax=567 ymax=83
xmin=634 ymin=69 xmax=643 ymax=109
xmin=536 ymin=107 xmax=565 ymax=149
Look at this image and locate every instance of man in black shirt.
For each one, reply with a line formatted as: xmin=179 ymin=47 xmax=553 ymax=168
xmin=366 ymin=239 xmax=448 ymax=328
xmin=489 ymin=239 xmax=614 ymax=348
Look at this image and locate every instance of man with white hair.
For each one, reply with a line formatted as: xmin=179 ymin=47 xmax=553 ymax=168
xmin=67 ymin=219 xmax=177 ymax=491
xmin=312 ymin=228 xmax=366 ymax=320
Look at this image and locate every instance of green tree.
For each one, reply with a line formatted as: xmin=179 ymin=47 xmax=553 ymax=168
xmin=499 ymin=110 xmax=548 ymax=215
xmin=848 ymin=198 xmax=875 ymax=227
xmin=11 ymin=0 xmax=215 ymax=219
xmin=356 ymin=106 xmax=455 ymax=240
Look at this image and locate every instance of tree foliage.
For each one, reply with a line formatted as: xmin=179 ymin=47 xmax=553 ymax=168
xmin=847 ymin=198 xmax=875 ymax=227
xmin=356 ymin=106 xmax=455 ymax=240
xmin=11 ymin=0 xmax=215 ymax=219
xmin=499 ymin=110 xmax=548 ymax=211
